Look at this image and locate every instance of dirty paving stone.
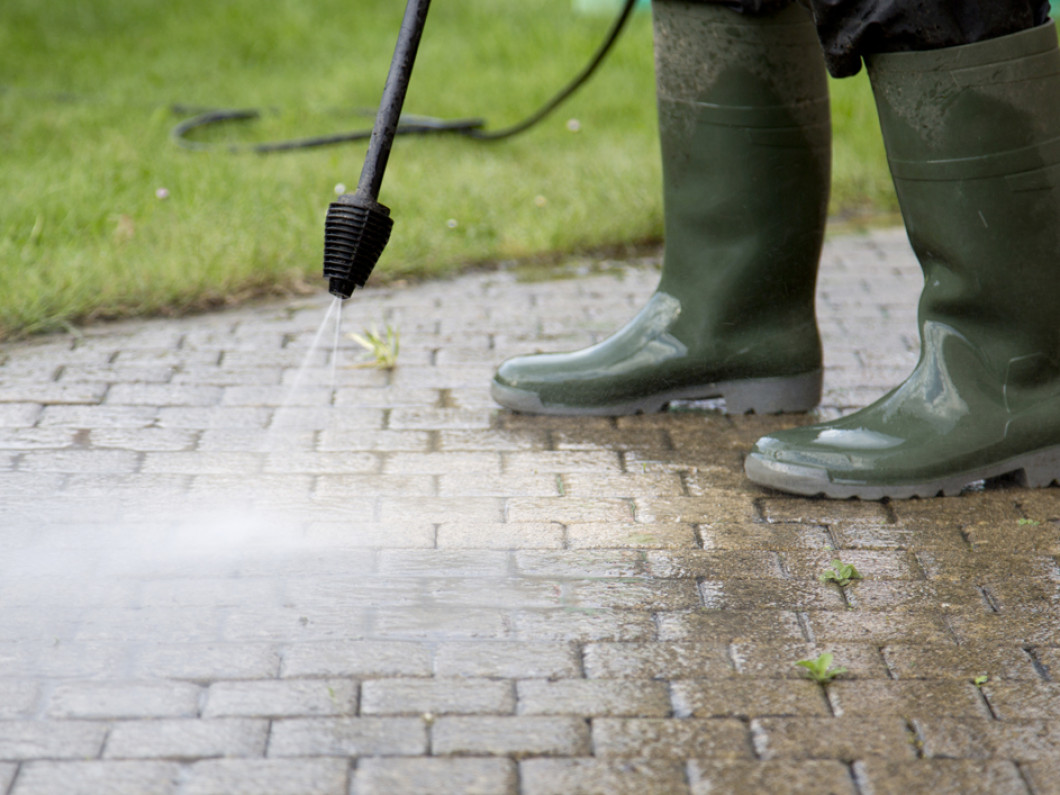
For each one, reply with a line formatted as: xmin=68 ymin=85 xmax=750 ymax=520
xmin=0 ymin=232 xmax=1057 ymax=793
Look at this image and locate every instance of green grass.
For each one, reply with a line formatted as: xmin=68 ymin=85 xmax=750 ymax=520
xmin=0 ymin=0 xmax=895 ymax=340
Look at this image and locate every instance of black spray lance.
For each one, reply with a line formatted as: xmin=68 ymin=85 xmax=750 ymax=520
xmin=322 ymin=0 xmax=431 ymax=299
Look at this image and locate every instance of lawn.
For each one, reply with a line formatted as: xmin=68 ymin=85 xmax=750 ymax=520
xmin=0 ymin=0 xmax=895 ymax=340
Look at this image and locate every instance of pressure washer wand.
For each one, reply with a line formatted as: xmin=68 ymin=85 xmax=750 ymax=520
xmin=323 ymin=0 xmax=431 ymax=299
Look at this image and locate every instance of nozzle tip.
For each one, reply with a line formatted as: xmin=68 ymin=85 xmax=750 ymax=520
xmin=322 ymin=193 xmax=393 ymax=298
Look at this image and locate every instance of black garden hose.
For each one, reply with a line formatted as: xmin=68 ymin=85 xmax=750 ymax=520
xmin=171 ymin=0 xmax=639 ymax=153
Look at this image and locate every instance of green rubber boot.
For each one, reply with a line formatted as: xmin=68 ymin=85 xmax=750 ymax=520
xmin=491 ymin=1 xmax=831 ymax=416
xmin=745 ymin=21 xmax=1060 ymax=500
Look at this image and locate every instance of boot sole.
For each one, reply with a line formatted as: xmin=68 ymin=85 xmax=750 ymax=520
xmin=744 ymin=444 xmax=1060 ymax=500
xmin=491 ymin=369 xmax=822 ymax=417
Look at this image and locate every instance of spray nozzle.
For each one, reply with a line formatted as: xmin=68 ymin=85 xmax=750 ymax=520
xmin=321 ymin=0 xmax=430 ymax=299
xmin=323 ymin=190 xmax=394 ymax=299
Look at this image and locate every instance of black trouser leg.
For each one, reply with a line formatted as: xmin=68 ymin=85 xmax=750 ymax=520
xmin=689 ymin=0 xmax=1052 ymax=76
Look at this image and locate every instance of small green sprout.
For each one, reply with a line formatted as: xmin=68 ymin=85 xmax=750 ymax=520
xmin=819 ymin=558 xmax=863 ymax=588
xmin=349 ymin=323 xmax=400 ymax=369
xmin=1017 ymin=518 xmax=1041 ymax=526
xmin=973 ymin=674 xmax=989 ymax=688
xmin=796 ymin=652 xmax=847 ymax=684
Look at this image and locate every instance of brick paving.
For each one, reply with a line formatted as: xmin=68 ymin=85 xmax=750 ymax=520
xmin=0 ymin=227 xmax=1058 ymax=794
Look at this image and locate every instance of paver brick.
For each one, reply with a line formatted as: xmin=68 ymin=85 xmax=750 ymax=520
xmin=304 ymin=520 xmax=436 ymax=547
xmin=881 ymin=643 xmax=1040 ymax=681
xmin=841 ymin=580 xmax=984 ymax=612
xmin=731 ymin=641 xmax=890 ymax=680
xmin=106 ymin=384 xmax=222 ymax=407
xmin=221 ymin=607 xmax=369 ymax=643
xmin=915 ymin=717 xmax=1060 ymax=761
xmin=672 ymin=679 xmax=830 ymax=718
xmin=10 ymin=761 xmax=182 ymax=795
xmin=433 ymin=642 xmax=581 ymax=679
xmin=781 ymin=550 xmax=922 ymax=580
xmin=828 ymin=680 xmax=988 ymax=719
xmin=514 ymin=550 xmax=649 ymax=579
xmin=317 ymin=428 xmax=431 ymax=452
xmin=44 ymin=682 xmax=203 ymax=720
xmin=688 ymin=760 xmax=857 ymax=795
xmin=37 ymin=404 xmax=158 ymax=428
xmin=0 ymin=403 xmax=42 ymax=427
xmin=853 ymin=758 xmax=1029 ymax=795
xmin=387 ymin=407 xmax=494 ymax=430
xmin=514 ymin=609 xmax=656 ymax=642
xmin=1032 ymin=646 xmax=1060 ymax=680
xmin=377 ymin=550 xmax=510 ymax=578
xmin=643 ymin=550 xmax=787 ymax=579
xmin=803 ymin=610 xmax=954 ymax=645
xmin=506 ymin=497 xmax=635 ymax=524
xmin=501 ymin=451 xmax=623 ymax=474
xmin=915 ymin=551 xmax=1060 ymax=583
xmin=829 ymin=522 xmax=969 ymax=550
xmin=0 ymin=640 xmax=126 ymax=680
xmin=0 ymin=681 xmax=38 ymax=719
xmin=0 ymin=383 xmax=107 ymax=405
xmin=759 ymin=498 xmax=892 ymax=525
xmin=203 ymin=679 xmax=357 ymax=718
xmin=656 ymin=610 xmax=806 ymax=643
xmin=566 ymin=522 xmax=699 ymax=549
xmin=156 ymin=406 xmax=272 ymax=429
xmin=384 ymin=451 xmax=501 ymax=475
xmin=565 ymin=579 xmax=702 ymax=611
xmin=104 ymin=718 xmax=268 ymax=759
xmin=370 ymin=606 xmax=510 ymax=640
xmin=264 ymin=452 xmax=381 ymax=474
xmin=583 ymin=642 xmax=733 ymax=680
xmin=361 ymin=678 xmax=515 ymax=715
xmin=182 ymin=758 xmax=350 ymax=795
xmin=19 ymin=449 xmax=141 ymax=473
xmin=890 ymin=495 xmax=1024 ymax=528
xmin=435 ymin=522 xmax=565 ymax=549
xmin=520 ymin=759 xmax=689 ymax=795
xmin=561 ymin=471 xmax=686 ymax=498
xmin=947 ymin=611 xmax=1060 ymax=646
xmin=90 ymin=427 xmax=199 ymax=452
xmin=696 ymin=522 xmax=832 ymax=551
xmin=377 ymin=496 xmax=505 ymax=524
xmin=634 ymin=494 xmax=759 ymax=524
xmin=268 ymin=717 xmax=427 ymax=757
xmin=437 ymin=472 xmax=560 ymax=497
xmin=1022 ymin=758 xmax=1060 ymax=795
xmin=431 ymin=716 xmax=590 ymax=757
xmin=592 ymin=717 xmax=750 ymax=759
xmin=517 ymin=680 xmax=671 ymax=717
xmin=751 ymin=717 xmax=919 ymax=761
xmin=0 ymin=721 xmax=107 ymax=761
xmin=281 ymin=641 xmax=432 ymax=678
xmin=73 ymin=606 xmax=222 ymax=644
xmin=353 ymin=757 xmax=517 ymax=795
xmin=699 ymin=579 xmax=847 ymax=610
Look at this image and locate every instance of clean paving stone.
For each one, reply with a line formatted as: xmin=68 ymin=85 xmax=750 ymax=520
xmin=10 ymin=761 xmax=183 ymax=795
xmin=352 ymin=757 xmax=517 ymax=795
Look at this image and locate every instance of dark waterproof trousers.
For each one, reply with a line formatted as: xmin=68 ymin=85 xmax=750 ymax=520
xmin=698 ymin=0 xmax=1052 ymax=76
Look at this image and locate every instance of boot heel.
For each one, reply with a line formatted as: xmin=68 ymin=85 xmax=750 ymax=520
xmin=1016 ymin=446 xmax=1060 ymax=488
xmin=720 ymin=370 xmax=822 ymax=415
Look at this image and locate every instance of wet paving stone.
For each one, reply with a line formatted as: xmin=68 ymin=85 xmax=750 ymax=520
xmin=689 ymin=760 xmax=858 ymax=795
xmin=1 ymin=232 xmax=1058 ymax=793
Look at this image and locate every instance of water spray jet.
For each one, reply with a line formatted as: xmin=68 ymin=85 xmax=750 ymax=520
xmin=323 ymin=0 xmax=431 ymax=299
